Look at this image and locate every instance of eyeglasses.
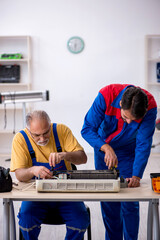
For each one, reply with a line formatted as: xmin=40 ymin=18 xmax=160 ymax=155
xmin=28 ymin=126 xmax=51 ymax=140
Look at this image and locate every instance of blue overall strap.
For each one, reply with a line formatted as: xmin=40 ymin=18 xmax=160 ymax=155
xmin=20 ymin=130 xmax=36 ymax=164
xmin=20 ymin=126 xmax=66 ymax=171
xmin=52 ymin=123 xmax=67 ymax=171
xmin=53 ymin=123 xmax=62 ymax=152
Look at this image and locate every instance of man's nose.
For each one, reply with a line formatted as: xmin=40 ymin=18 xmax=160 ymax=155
xmin=126 ymin=119 xmax=132 ymax=124
xmin=39 ymin=135 xmax=45 ymax=141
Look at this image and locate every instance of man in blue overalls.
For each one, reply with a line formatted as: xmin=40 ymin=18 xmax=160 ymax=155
xmin=10 ymin=110 xmax=90 ymax=240
xmin=81 ymin=84 xmax=157 ymax=240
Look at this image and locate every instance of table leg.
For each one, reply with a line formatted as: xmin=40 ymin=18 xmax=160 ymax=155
xmin=147 ymin=200 xmax=153 ymax=240
xmin=152 ymin=199 xmax=160 ymax=240
xmin=3 ymin=199 xmax=10 ymax=240
xmin=3 ymin=199 xmax=16 ymax=240
xmin=10 ymin=201 xmax=16 ymax=240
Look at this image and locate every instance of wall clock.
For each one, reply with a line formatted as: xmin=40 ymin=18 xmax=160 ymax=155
xmin=67 ymin=36 xmax=84 ymax=54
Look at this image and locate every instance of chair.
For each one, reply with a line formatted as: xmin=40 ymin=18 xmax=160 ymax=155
xmin=19 ymin=164 xmax=92 ymax=240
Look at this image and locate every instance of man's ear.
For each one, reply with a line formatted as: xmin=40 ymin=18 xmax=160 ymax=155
xmin=119 ymin=100 xmax=122 ymax=107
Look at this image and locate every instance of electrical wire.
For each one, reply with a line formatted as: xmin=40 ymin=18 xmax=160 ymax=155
xmin=13 ymin=92 xmax=16 ymax=134
xmin=3 ymin=91 xmax=17 ymax=133
xmin=13 ymin=182 xmax=36 ymax=191
xmin=21 ymin=182 xmax=36 ymax=191
xmin=4 ymin=103 xmax=7 ymax=129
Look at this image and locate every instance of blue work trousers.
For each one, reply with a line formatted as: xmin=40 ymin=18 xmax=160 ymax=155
xmin=101 ymin=201 xmax=139 ymax=240
xmin=94 ymin=148 xmax=140 ymax=240
xmin=18 ymin=201 xmax=90 ymax=240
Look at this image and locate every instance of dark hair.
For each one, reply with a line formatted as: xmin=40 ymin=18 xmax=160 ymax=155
xmin=121 ymin=87 xmax=148 ymax=119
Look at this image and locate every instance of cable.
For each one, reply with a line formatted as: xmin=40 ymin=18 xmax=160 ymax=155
xmin=4 ymin=103 xmax=7 ymax=129
xmin=12 ymin=92 xmax=16 ymax=134
xmin=20 ymin=182 xmax=36 ymax=191
xmin=21 ymin=182 xmax=36 ymax=191
xmin=3 ymin=91 xmax=17 ymax=132
xmin=13 ymin=99 xmax=16 ymax=134
xmin=12 ymin=181 xmax=36 ymax=191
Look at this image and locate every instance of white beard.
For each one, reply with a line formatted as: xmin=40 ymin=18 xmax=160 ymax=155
xmin=37 ymin=139 xmax=49 ymax=146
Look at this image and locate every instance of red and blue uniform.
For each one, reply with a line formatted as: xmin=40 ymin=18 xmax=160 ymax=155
xmin=81 ymin=84 xmax=157 ymax=240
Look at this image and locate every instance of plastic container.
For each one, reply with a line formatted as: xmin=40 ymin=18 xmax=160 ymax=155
xmin=150 ymin=173 xmax=160 ymax=193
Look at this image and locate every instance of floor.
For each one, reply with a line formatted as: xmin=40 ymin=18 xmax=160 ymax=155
xmin=0 ymin=152 xmax=159 ymax=240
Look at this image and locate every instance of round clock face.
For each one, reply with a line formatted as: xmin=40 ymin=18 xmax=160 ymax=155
xmin=67 ymin=36 xmax=84 ymax=54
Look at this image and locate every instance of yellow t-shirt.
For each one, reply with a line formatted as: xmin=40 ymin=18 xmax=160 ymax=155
xmin=10 ymin=123 xmax=84 ymax=172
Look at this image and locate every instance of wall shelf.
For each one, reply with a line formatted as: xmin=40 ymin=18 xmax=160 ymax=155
xmin=0 ymin=36 xmax=31 ymax=156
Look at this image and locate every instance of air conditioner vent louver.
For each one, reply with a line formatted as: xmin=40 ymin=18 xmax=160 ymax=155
xmin=36 ymin=179 xmax=120 ymax=193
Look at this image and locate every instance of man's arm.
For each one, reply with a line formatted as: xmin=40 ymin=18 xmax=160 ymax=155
xmin=15 ymin=166 xmax=53 ymax=182
xmin=126 ymin=107 xmax=157 ymax=187
xmin=81 ymin=92 xmax=108 ymax=150
xmin=49 ymin=150 xmax=87 ymax=167
xmin=81 ymin=92 xmax=119 ymax=169
xmin=133 ymin=107 xmax=157 ymax=178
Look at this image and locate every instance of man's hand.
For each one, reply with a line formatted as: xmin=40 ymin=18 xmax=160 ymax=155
xmin=31 ymin=166 xmax=53 ymax=179
xmin=15 ymin=166 xmax=53 ymax=182
xmin=49 ymin=152 xmax=66 ymax=167
xmin=49 ymin=150 xmax=87 ymax=167
xmin=126 ymin=176 xmax=140 ymax=188
xmin=100 ymin=144 xmax=118 ymax=169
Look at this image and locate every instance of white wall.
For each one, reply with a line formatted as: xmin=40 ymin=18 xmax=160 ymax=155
xmin=1 ymin=2 xmax=160 ymax=240
xmin=1 ymin=0 xmax=160 ymax=153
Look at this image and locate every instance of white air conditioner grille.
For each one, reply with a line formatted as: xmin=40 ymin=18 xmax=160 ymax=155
xmin=37 ymin=179 xmax=120 ymax=193
xmin=104 ymin=183 xmax=114 ymax=190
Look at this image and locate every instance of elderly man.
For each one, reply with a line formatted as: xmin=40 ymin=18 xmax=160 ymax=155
xmin=10 ymin=110 xmax=90 ymax=240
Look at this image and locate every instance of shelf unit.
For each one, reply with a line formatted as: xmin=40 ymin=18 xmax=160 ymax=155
xmin=145 ymin=35 xmax=160 ymax=155
xmin=0 ymin=36 xmax=31 ymax=156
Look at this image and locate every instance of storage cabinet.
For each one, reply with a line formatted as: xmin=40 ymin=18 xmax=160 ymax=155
xmin=0 ymin=36 xmax=31 ymax=156
xmin=145 ymin=35 xmax=160 ymax=155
